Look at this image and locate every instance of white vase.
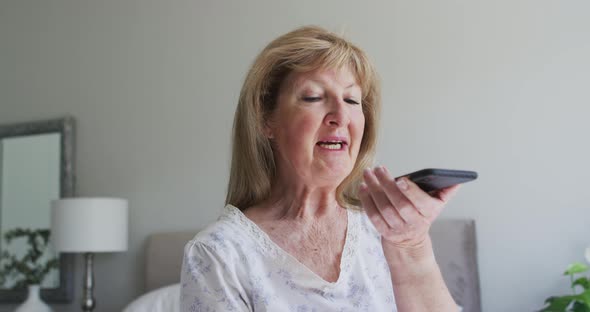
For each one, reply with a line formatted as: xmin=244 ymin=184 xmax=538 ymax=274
xmin=14 ymin=285 xmax=53 ymax=312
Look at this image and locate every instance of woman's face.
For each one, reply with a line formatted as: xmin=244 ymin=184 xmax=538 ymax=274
xmin=266 ymin=66 xmax=365 ymax=188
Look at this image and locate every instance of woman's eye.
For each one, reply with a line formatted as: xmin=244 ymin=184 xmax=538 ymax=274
xmin=345 ymin=98 xmax=360 ymax=105
xmin=303 ymin=97 xmax=322 ymax=102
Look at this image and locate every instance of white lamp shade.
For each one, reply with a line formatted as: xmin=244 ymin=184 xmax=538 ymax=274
xmin=51 ymin=197 xmax=128 ymax=253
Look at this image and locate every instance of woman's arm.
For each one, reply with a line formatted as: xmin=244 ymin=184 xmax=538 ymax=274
xmin=383 ymin=236 xmax=456 ymax=311
xmin=359 ymin=166 xmax=460 ymax=312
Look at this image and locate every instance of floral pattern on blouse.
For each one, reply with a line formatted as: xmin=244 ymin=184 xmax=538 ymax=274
xmin=180 ymin=205 xmax=396 ymax=311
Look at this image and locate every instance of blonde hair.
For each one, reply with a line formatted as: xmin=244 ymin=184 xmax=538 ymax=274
xmin=226 ymin=25 xmax=381 ymax=210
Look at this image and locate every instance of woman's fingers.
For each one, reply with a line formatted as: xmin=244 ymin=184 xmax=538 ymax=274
xmin=358 ymin=183 xmax=392 ymax=234
xmin=393 ymin=177 xmax=442 ymax=221
xmin=362 ymin=169 xmax=404 ymax=229
xmin=360 ymin=166 xmax=463 ymax=248
xmin=372 ymin=167 xmax=422 ymax=224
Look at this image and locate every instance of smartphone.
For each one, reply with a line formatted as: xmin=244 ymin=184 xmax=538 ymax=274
xmin=396 ymin=168 xmax=478 ymax=193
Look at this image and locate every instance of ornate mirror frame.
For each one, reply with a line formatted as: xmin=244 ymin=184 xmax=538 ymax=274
xmin=0 ymin=116 xmax=75 ymax=302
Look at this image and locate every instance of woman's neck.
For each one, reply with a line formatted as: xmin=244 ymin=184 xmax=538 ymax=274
xmin=247 ymin=180 xmax=345 ymax=222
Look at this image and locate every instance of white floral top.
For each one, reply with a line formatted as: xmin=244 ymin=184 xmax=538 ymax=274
xmin=180 ymin=205 xmax=396 ymax=311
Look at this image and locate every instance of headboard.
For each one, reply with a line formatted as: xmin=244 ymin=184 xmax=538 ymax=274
xmin=430 ymin=219 xmax=482 ymax=312
xmin=144 ymin=219 xmax=481 ymax=312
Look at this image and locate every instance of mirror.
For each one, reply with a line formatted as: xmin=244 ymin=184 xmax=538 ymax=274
xmin=0 ymin=117 xmax=74 ymax=302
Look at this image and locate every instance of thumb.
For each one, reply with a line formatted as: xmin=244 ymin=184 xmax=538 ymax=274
xmin=436 ymin=184 xmax=461 ymax=203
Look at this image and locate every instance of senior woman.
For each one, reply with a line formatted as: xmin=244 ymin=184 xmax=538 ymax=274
xmin=180 ymin=26 xmax=461 ymax=311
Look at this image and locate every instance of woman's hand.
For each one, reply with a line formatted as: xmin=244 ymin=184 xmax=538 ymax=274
xmin=359 ymin=167 xmax=462 ymax=311
xmin=359 ymin=166 xmax=461 ymax=250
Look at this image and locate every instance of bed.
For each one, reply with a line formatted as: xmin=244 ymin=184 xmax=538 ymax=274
xmin=124 ymin=219 xmax=482 ymax=312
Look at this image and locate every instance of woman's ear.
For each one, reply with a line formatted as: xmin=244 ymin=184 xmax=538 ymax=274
xmin=262 ymin=121 xmax=274 ymax=139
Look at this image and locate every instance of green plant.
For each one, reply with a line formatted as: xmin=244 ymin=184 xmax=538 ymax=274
xmin=540 ymin=262 xmax=590 ymax=312
xmin=0 ymin=228 xmax=59 ymax=289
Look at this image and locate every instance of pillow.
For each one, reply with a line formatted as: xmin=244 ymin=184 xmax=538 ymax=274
xmin=122 ymin=283 xmax=180 ymax=312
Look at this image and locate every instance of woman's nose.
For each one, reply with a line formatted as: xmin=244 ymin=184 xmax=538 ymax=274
xmin=324 ymin=99 xmax=349 ymax=127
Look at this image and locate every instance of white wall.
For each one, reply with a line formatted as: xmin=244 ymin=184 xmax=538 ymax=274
xmin=1 ymin=0 xmax=589 ymax=311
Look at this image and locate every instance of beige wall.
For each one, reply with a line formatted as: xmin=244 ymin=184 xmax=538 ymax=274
xmin=1 ymin=0 xmax=589 ymax=311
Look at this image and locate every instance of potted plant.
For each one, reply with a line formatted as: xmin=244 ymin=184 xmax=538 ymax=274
xmin=0 ymin=228 xmax=59 ymax=312
xmin=540 ymin=248 xmax=590 ymax=312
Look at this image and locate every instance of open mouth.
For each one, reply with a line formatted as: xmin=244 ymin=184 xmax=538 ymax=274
xmin=316 ymin=140 xmax=347 ymax=150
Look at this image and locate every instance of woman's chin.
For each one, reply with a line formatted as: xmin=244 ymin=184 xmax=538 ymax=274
xmin=313 ymin=166 xmax=352 ymax=184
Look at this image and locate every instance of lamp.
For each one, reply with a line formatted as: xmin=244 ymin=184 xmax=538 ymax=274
xmin=50 ymin=198 xmax=128 ymax=312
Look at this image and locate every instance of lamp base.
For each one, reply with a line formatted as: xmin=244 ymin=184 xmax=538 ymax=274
xmin=82 ymin=252 xmax=96 ymax=312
